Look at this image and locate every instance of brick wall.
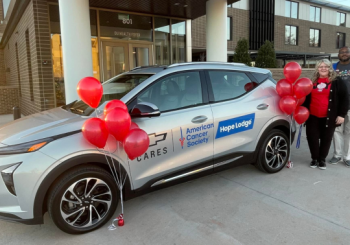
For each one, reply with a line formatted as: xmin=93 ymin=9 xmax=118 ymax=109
xmin=274 ymin=16 xmax=350 ymax=54
xmin=0 ymin=86 xmax=19 ymax=114
xmin=192 ymin=8 xmax=249 ymax=51
xmin=268 ymin=68 xmax=315 ymax=81
xmin=3 ymin=0 xmax=55 ymax=116
xmin=0 ymin=49 xmax=6 ymax=86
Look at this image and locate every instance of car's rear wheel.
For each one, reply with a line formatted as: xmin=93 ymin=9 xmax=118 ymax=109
xmin=256 ymin=129 xmax=289 ymax=173
xmin=48 ymin=165 xmax=118 ymax=234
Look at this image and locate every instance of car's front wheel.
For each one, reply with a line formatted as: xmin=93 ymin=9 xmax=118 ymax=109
xmin=256 ymin=129 xmax=290 ymax=173
xmin=47 ymin=165 xmax=118 ymax=234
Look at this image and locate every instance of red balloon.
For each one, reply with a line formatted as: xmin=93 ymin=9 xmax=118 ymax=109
xmin=284 ymin=62 xmax=301 ymax=84
xmin=279 ymin=96 xmax=297 ymax=115
xmin=82 ymin=118 xmax=109 ymax=148
xmin=293 ymin=77 xmax=313 ymax=99
xmin=104 ymin=100 xmax=128 ymax=116
xmin=296 ymin=96 xmax=306 ymax=107
xmin=294 ymin=106 xmax=310 ymax=124
xmin=276 ymin=79 xmax=293 ymax=97
xmin=123 ymin=128 xmax=150 ymax=160
xmin=77 ymin=77 xmax=103 ymax=108
xmin=130 ymin=122 xmax=139 ymax=130
xmin=104 ymin=108 xmax=131 ymax=142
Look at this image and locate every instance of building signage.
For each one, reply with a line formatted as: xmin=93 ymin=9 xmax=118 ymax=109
xmin=114 ymin=31 xmax=140 ymax=38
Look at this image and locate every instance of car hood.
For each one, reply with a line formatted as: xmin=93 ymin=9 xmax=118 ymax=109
xmin=0 ymin=107 xmax=87 ymax=145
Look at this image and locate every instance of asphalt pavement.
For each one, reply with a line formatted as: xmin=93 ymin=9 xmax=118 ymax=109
xmin=1 ymin=115 xmax=350 ymax=244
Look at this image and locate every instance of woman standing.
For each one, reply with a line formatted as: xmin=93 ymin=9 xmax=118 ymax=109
xmin=303 ymin=59 xmax=349 ymax=170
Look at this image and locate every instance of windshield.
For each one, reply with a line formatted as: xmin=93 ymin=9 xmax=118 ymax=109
xmin=62 ymin=74 xmax=153 ymax=116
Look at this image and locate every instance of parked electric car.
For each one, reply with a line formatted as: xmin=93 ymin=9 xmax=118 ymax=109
xmin=0 ymin=62 xmax=295 ymax=234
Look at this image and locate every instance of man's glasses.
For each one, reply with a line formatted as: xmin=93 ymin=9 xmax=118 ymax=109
xmin=339 ymin=51 xmax=350 ymax=54
xmin=318 ymin=66 xmax=330 ymax=69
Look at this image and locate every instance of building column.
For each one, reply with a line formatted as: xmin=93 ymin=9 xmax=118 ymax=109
xmin=186 ymin=20 xmax=192 ymax=62
xmin=206 ymin=0 xmax=227 ymax=62
xmin=58 ymin=0 xmax=93 ymax=104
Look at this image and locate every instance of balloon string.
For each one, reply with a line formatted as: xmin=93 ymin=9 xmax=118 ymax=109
xmin=296 ymin=124 xmax=303 ymax=149
xmin=289 ymin=114 xmax=292 ymax=162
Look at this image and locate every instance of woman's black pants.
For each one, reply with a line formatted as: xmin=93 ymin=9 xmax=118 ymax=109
xmin=306 ymin=115 xmax=336 ymax=161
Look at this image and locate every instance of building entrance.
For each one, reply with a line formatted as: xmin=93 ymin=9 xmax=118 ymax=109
xmin=102 ymin=41 xmax=153 ymax=81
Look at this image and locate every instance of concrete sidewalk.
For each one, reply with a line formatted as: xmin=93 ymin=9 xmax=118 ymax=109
xmin=0 ymin=114 xmax=14 ymax=127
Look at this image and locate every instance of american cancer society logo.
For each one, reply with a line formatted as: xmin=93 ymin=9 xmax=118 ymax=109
xmin=215 ymin=113 xmax=255 ymax=139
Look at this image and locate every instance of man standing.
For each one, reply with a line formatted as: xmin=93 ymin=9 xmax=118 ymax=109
xmin=330 ymin=46 xmax=350 ymax=166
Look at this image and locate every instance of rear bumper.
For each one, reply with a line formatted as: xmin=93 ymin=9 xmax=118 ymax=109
xmin=0 ymin=212 xmax=43 ymax=225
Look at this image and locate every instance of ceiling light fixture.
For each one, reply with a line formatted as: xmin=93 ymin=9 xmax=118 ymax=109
xmin=174 ymin=3 xmax=180 ymax=5
xmin=184 ymin=5 xmax=188 ymax=7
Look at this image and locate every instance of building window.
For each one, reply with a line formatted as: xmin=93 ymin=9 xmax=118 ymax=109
xmin=310 ymin=6 xmax=321 ymax=22
xmin=171 ymin=20 xmax=186 ymax=63
xmin=285 ymin=25 xmax=298 ymax=45
xmin=285 ymin=0 xmax=298 ymax=19
xmin=155 ymin=18 xmax=170 ymax=65
xmin=336 ymin=32 xmax=346 ymax=49
xmin=309 ymin=28 xmax=320 ymax=47
xmin=227 ymin=17 xmax=232 ymax=40
xmin=336 ymin=12 xmax=346 ymax=27
xmin=25 ymin=29 xmax=34 ymax=101
xmin=15 ymin=43 xmax=21 ymax=97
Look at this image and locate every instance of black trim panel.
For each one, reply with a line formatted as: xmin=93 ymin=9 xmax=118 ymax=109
xmin=130 ymin=159 xmax=214 ymax=198
xmin=0 ymin=212 xmax=43 ymax=225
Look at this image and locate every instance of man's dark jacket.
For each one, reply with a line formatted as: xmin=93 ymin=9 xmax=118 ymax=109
xmin=302 ymin=77 xmax=349 ymax=128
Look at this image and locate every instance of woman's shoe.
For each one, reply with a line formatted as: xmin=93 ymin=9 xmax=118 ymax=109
xmin=310 ymin=160 xmax=318 ymax=168
xmin=318 ymin=160 xmax=326 ymax=170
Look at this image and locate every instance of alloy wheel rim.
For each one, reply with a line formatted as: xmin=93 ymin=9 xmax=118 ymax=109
xmin=60 ymin=178 xmax=112 ymax=228
xmin=265 ymin=136 xmax=288 ymax=169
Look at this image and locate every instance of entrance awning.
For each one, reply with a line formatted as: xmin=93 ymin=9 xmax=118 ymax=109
xmin=88 ymin=0 xmax=239 ymax=19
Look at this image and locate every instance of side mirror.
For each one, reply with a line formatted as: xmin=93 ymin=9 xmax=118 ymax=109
xmin=130 ymin=102 xmax=160 ymax=118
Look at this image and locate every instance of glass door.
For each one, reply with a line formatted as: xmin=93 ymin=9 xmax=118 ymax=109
xmin=129 ymin=43 xmax=153 ymax=70
xmin=102 ymin=41 xmax=129 ymax=81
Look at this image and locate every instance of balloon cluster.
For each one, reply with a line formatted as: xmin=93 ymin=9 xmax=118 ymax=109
xmin=77 ymin=77 xmax=150 ymax=160
xmin=277 ymin=62 xmax=313 ymax=124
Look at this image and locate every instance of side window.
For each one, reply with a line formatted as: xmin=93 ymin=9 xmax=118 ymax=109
xmin=137 ymin=71 xmax=202 ymax=112
xmin=208 ymin=71 xmax=255 ymax=102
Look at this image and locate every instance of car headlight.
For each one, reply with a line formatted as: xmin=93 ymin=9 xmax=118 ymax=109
xmin=0 ymin=138 xmax=53 ymax=155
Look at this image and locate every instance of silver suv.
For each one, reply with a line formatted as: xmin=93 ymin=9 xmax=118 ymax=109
xmin=0 ymin=62 xmax=295 ymax=234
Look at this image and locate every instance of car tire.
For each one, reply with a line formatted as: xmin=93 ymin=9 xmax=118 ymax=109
xmin=256 ymin=129 xmax=290 ymax=173
xmin=47 ymin=164 xmax=119 ymax=234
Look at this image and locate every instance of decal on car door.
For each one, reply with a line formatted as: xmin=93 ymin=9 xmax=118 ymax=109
xmin=215 ymin=113 xmax=255 ymax=139
xmin=179 ymin=123 xmax=214 ymax=149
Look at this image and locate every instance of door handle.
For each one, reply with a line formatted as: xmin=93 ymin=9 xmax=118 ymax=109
xmin=191 ymin=116 xmax=208 ymax=124
xmin=257 ymin=104 xmax=269 ymax=110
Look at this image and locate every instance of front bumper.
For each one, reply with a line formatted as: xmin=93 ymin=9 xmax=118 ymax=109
xmin=0 ymin=151 xmax=57 ymax=224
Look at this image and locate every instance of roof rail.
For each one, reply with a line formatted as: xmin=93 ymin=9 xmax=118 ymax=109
xmin=130 ymin=65 xmax=167 ymax=71
xmin=168 ymin=62 xmax=247 ymax=68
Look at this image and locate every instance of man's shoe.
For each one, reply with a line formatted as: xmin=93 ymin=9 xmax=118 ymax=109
xmin=329 ymin=156 xmax=342 ymax=165
xmin=318 ymin=161 xmax=326 ymax=170
xmin=310 ymin=160 xmax=318 ymax=168
xmin=344 ymin=160 xmax=350 ymax=168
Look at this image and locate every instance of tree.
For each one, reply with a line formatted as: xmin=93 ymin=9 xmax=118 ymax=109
xmin=232 ymin=38 xmax=252 ymax=66
xmin=255 ymin=40 xmax=277 ymax=68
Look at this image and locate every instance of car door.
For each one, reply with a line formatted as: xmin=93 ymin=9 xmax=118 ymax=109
xmin=127 ymin=71 xmax=214 ymax=190
xmin=205 ymin=70 xmax=276 ymax=169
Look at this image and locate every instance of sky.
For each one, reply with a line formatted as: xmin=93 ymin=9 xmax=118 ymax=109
xmin=2 ymin=0 xmax=10 ymax=18
xmin=326 ymin=0 xmax=350 ymax=7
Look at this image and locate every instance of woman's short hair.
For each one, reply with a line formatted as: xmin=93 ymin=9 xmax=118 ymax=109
xmin=312 ymin=59 xmax=337 ymax=83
